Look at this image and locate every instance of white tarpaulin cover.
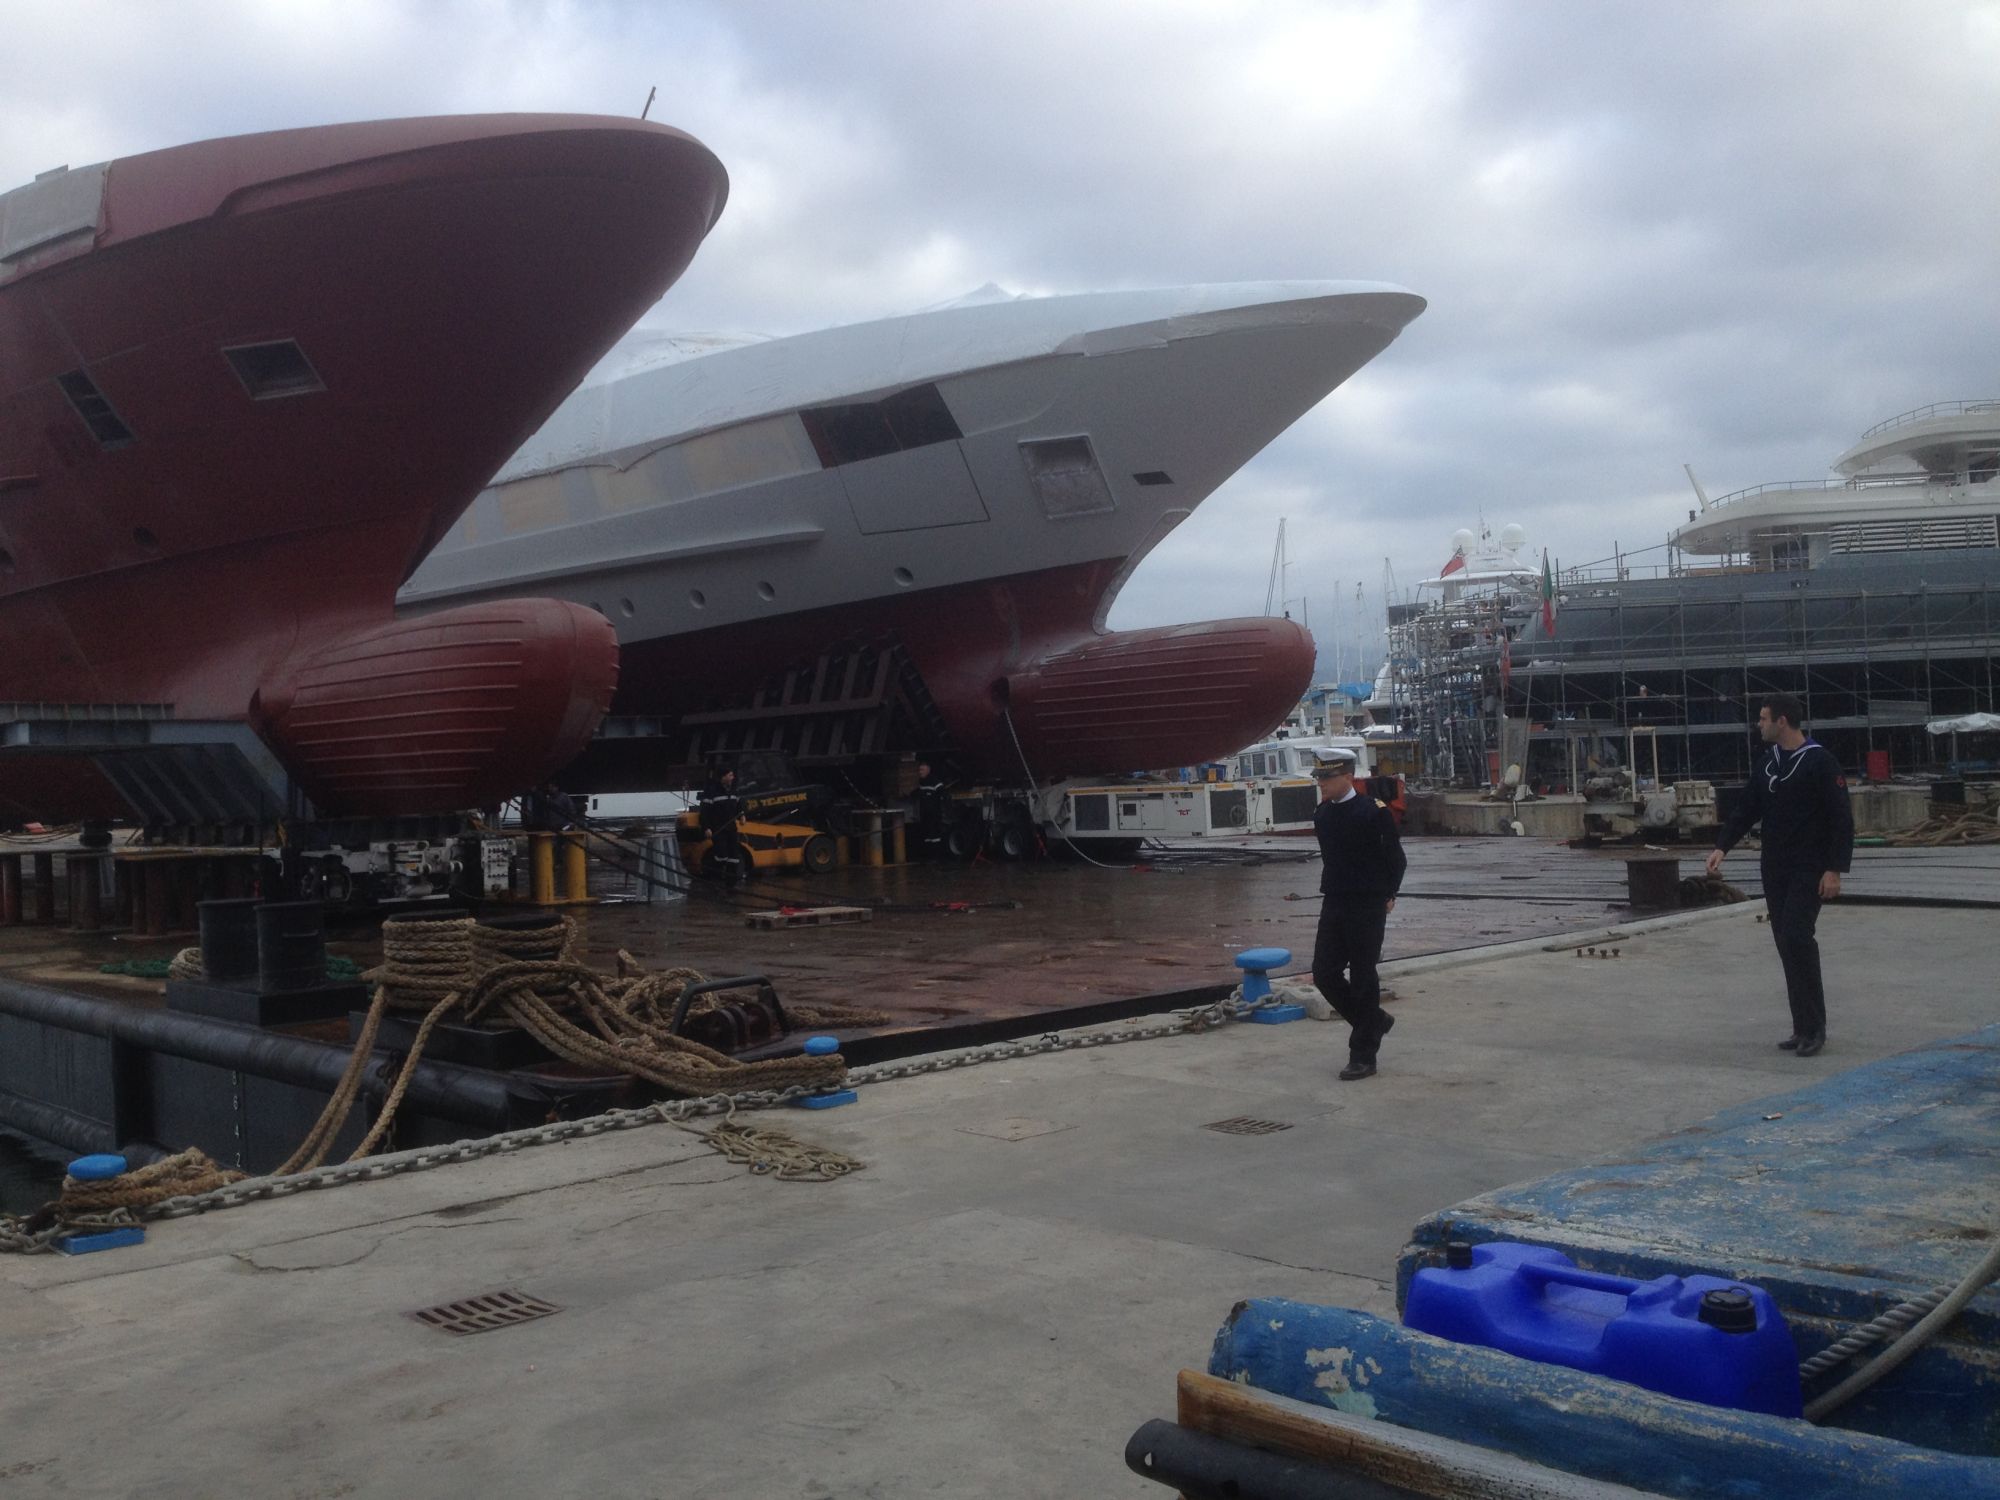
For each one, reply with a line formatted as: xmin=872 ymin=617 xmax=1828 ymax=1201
xmin=1926 ymin=714 xmax=2000 ymax=735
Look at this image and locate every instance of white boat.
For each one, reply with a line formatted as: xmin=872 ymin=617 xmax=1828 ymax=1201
xmin=400 ymin=281 xmax=1425 ymax=785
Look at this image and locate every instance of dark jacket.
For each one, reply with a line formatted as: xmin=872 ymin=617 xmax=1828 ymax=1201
xmin=1314 ymin=791 xmax=1407 ymax=899
xmin=1715 ymin=740 xmax=1854 ymax=874
xmin=697 ymin=780 xmax=743 ymax=831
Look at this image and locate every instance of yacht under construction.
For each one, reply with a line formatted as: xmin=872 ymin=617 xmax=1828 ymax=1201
xmin=1383 ymin=402 xmax=2000 ymax=793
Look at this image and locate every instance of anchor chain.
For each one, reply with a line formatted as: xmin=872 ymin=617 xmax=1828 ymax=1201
xmin=3 ymin=990 xmax=1275 ymax=1246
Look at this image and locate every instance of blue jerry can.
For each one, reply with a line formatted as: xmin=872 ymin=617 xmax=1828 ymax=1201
xmin=1404 ymin=1241 xmax=1802 ymax=1418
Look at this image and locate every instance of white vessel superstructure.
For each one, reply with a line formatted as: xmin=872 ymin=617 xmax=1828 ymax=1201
xmin=400 ymin=281 xmax=1426 ymax=783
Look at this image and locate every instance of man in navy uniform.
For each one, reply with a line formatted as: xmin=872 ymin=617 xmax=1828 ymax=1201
xmin=1311 ymin=750 xmax=1407 ymax=1080
xmin=1706 ymin=693 xmax=1853 ymax=1057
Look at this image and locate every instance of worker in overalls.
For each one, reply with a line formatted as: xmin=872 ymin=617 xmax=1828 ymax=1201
xmin=1311 ymin=750 xmax=1407 ymax=1080
xmin=698 ymin=765 xmax=746 ymax=889
xmin=912 ymin=760 xmax=953 ymax=854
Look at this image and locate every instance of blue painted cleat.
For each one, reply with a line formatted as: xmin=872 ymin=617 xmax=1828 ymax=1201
xmin=55 ymin=1225 xmax=145 ymax=1255
xmin=1233 ymin=946 xmax=1293 ymax=1004
xmin=797 ymin=1088 xmax=858 ymax=1110
xmin=66 ymin=1153 xmax=128 ymax=1181
xmin=1249 ymin=1003 xmax=1308 ymax=1024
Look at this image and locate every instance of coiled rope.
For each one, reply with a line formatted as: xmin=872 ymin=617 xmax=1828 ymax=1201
xmin=275 ymin=914 xmax=884 ymax=1177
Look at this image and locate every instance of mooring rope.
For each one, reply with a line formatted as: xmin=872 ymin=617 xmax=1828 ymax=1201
xmin=276 ymin=914 xmax=878 ymax=1176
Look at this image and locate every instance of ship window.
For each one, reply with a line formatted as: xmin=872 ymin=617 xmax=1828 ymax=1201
xmin=224 ymin=340 xmax=325 ymax=400
xmin=56 ymin=371 xmax=134 ymax=448
xmin=799 ymin=382 xmax=962 ymax=467
xmin=880 ymin=383 xmax=960 ymax=448
xmin=1020 ymin=435 xmax=1115 ymax=519
xmin=1133 ymin=471 xmax=1173 ymax=486
xmin=802 ymin=403 xmax=897 ymax=466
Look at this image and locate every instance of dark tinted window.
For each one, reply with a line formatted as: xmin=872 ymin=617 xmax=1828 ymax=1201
xmin=800 ymin=383 xmax=962 ymax=467
xmin=224 ymin=340 xmax=325 ymax=400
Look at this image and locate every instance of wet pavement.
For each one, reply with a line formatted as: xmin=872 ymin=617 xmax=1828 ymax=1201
xmin=4 ymin=837 xmax=1996 ymax=1037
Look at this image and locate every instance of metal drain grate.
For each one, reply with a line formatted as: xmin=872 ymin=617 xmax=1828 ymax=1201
xmin=408 ymin=1290 xmax=562 ymax=1336
xmin=1203 ymin=1116 xmax=1293 ymax=1136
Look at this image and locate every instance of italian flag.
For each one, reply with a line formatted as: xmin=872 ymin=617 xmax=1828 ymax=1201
xmin=1540 ymin=550 xmax=1556 ymax=635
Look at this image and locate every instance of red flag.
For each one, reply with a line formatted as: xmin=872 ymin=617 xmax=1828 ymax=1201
xmin=1440 ymin=549 xmax=1465 ymax=577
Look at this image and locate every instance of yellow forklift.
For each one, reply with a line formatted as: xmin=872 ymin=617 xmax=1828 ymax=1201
xmin=675 ymin=751 xmax=843 ymax=880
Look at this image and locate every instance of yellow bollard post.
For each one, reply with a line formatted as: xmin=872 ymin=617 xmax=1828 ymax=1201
xmin=889 ymin=813 xmax=907 ymax=866
xmin=561 ymin=832 xmax=589 ymax=903
xmin=862 ymin=809 xmax=885 ymax=867
xmin=529 ymin=833 xmax=556 ymax=906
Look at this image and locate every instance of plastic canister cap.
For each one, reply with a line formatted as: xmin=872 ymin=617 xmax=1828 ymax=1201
xmin=802 ymin=1035 xmax=840 ymax=1056
xmin=1445 ymin=1240 xmax=1475 ymax=1270
xmin=1698 ymin=1288 xmax=1758 ymax=1333
xmin=67 ymin=1153 xmax=128 ymax=1181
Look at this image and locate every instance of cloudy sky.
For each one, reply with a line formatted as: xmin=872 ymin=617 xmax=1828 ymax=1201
xmin=6 ymin=0 xmax=1994 ymax=677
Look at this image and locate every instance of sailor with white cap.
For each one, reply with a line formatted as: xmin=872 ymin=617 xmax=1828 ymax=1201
xmin=1310 ymin=749 xmax=1407 ymax=1080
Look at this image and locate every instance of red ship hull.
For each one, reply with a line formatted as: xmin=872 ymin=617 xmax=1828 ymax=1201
xmin=0 ymin=115 xmax=725 ymax=823
xmin=608 ymin=557 xmax=1314 ymax=781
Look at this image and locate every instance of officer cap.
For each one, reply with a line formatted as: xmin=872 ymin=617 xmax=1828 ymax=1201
xmin=1312 ymin=750 xmax=1359 ymax=778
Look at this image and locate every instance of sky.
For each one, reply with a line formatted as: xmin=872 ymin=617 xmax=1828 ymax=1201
xmin=5 ymin=0 xmax=1995 ymax=679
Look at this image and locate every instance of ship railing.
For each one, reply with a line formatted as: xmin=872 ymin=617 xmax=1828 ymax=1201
xmin=1558 ymin=541 xmax=1680 ymax=586
xmin=1698 ymin=470 xmax=1962 ymax=512
xmin=1857 ymin=398 xmax=2000 ymax=441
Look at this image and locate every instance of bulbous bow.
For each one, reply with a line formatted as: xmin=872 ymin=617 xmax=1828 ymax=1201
xmin=256 ymin=599 xmax=618 ymax=816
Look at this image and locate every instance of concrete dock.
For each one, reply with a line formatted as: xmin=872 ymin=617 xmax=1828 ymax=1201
xmin=3 ymin=896 xmax=1995 ymax=1497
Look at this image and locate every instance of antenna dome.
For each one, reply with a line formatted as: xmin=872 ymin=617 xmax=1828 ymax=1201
xmin=1451 ymin=528 xmax=1475 ymax=553
xmin=1499 ymin=523 xmax=1527 ymax=550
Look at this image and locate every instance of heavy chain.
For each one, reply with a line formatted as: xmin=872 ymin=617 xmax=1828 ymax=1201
xmin=847 ymin=991 xmax=1266 ymax=1087
xmin=6 ymin=990 xmax=1272 ymax=1245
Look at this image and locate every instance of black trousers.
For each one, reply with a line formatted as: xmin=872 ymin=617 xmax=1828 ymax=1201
xmin=1763 ymin=865 xmax=1827 ymax=1041
xmin=709 ymin=823 xmax=745 ymax=886
xmin=1312 ymin=898 xmax=1391 ymax=1062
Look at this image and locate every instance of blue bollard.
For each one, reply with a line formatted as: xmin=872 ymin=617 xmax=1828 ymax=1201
xmin=795 ymin=1034 xmax=857 ymax=1109
xmin=55 ymin=1153 xmax=146 ymax=1255
xmin=1234 ymin=947 xmax=1305 ymax=1023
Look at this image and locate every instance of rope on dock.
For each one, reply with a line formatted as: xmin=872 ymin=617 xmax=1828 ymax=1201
xmin=4 ymin=985 xmax=1278 ymax=1247
xmin=0 ymin=1148 xmax=243 ymax=1254
xmin=273 ymin=914 xmax=878 ymax=1177
xmin=1881 ymin=804 xmax=2000 ymax=847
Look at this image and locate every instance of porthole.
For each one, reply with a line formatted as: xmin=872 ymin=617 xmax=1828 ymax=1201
xmin=756 ymin=580 xmax=775 ymax=601
xmin=618 ymin=598 xmax=635 ymax=618
xmin=133 ymin=526 xmax=158 ymax=551
xmin=689 ymin=589 xmax=707 ymax=609
xmin=589 ymin=601 xmax=604 ymax=616
xmin=893 ymin=566 xmax=914 ymax=587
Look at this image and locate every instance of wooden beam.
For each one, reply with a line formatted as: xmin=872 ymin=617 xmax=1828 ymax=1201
xmin=1174 ymin=1370 xmax=1655 ymax=1500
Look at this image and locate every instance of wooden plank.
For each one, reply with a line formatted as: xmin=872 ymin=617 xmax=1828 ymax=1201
xmin=744 ymin=905 xmax=873 ymax=930
xmin=1174 ymin=1370 xmax=1656 ymax=1499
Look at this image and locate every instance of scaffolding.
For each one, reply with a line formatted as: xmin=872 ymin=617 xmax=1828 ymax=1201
xmin=1502 ymin=549 xmax=1999 ymax=789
